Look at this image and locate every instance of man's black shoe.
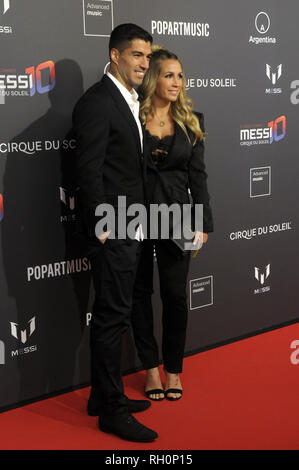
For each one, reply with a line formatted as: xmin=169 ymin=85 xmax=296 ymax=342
xmin=88 ymin=397 xmax=151 ymax=416
xmin=99 ymin=413 xmax=158 ymax=442
xmin=126 ymin=398 xmax=151 ymax=413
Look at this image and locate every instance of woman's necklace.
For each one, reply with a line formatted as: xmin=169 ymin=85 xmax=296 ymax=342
xmin=155 ymin=114 xmax=167 ymax=127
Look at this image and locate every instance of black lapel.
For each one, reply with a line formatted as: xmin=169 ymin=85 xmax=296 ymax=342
xmin=144 ymin=121 xmax=190 ymax=172
xmin=143 ymin=127 xmax=157 ymax=173
xmin=163 ymin=121 xmax=192 ymax=163
xmin=102 ymin=75 xmax=142 ymax=155
xmin=141 ymin=120 xmax=146 ymax=155
xmin=169 ymin=121 xmax=191 ymax=155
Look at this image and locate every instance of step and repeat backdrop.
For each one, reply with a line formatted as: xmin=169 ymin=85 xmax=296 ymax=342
xmin=0 ymin=0 xmax=298 ymax=411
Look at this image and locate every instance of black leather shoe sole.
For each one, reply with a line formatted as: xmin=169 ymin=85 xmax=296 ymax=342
xmin=99 ymin=422 xmax=157 ymax=442
xmin=99 ymin=415 xmax=158 ymax=443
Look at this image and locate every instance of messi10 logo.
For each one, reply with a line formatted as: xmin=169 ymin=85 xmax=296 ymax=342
xmin=267 ymin=116 xmax=286 ymax=144
xmin=25 ymin=60 xmax=55 ymax=96
xmin=0 ymin=60 xmax=55 ymax=97
xmin=240 ymin=115 xmax=286 ymax=146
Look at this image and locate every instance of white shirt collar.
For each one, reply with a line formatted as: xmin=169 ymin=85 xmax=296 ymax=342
xmin=105 ymin=71 xmax=143 ymax=153
xmin=106 ymin=71 xmax=139 ymax=105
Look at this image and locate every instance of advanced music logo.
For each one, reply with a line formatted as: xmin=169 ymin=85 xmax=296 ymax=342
xmin=83 ymin=0 xmax=114 ymax=37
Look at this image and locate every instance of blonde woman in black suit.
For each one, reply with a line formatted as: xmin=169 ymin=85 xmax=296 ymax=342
xmin=132 ymin=46 xmax=213 ymax=401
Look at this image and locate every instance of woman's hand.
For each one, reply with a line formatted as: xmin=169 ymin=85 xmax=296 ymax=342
xmin=98 ymin=231 xmax=111 ymax=244
xmin=193 ymin=231 xmax=208 ymax=248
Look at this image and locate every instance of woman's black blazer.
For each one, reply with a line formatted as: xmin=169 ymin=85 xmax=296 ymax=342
xmin=144 ymin=112 xmax=213 ymax=233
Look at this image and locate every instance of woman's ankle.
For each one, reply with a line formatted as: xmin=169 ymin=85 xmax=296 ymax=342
xmin=146 ymin=366 xmax=160 ymax=376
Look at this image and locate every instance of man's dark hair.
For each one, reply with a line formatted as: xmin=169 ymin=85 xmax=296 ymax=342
xmin=109 ymin=23 xmax=153 ymax=55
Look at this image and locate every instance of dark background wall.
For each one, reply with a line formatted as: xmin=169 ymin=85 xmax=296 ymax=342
xmin=0 ymin=0 xmax=298 ymax=411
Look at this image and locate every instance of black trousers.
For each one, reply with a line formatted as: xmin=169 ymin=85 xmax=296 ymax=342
xmin=87 ymin=237 xmax=142 ymax=418
xmin=132 ymin=240 xmax=191 ymax=374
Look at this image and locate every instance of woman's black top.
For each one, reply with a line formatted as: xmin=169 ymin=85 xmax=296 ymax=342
xmin=145 ymin=129 xmax=174 ymax=169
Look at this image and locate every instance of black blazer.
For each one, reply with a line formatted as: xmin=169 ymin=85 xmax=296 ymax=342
xmin=145 ymin=113 xmax=213 ymax=233
xmin=72 ymin=74 xmax=145 ymax=238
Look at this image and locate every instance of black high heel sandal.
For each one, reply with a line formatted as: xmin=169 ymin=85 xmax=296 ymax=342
xmin=145 ymin=389 xmax=165 ymax=401
xmin=164 ymin=388 xmax=183 ymax=401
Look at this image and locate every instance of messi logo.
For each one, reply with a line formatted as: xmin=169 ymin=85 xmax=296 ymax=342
xmin=255 ymin=264 xmax=270 ymax=285
xmin=266 ymin=64 xmax=282 ymax=85
xmin=10 ymin=317 xmax=36 ymax=344
xmin=3 ymin=0 xmax=9 ymax=15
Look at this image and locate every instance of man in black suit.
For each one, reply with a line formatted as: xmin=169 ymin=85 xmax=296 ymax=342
xmin=72 ymin=24 xmax=157 ymax=442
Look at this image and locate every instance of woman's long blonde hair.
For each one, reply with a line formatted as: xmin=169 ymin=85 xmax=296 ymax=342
xmin=139 ymin=45 xmax=205 ymax=144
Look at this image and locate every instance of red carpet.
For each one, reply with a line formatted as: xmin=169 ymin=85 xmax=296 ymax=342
xmin=1 ymin=322 xmax=299 ymax=450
